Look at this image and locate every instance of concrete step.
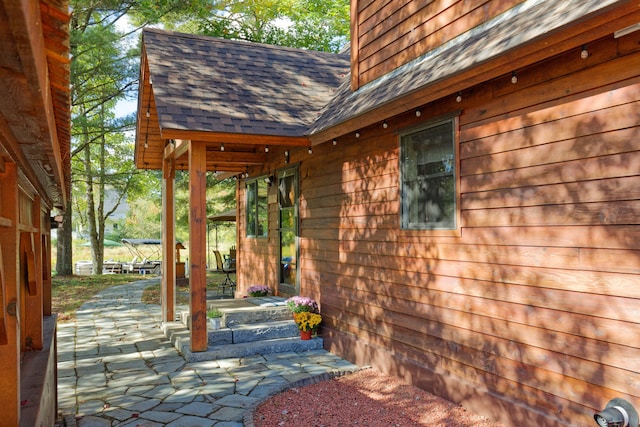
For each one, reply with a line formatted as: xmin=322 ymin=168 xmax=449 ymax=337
xmin=182 ymin=336 xmax=324 ymax=363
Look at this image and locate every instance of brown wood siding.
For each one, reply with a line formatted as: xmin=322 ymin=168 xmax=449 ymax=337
xmin=306 ymin=37 xmax=640 ymax=426
xmin=352 ymin=0 xmax=525 ymax=88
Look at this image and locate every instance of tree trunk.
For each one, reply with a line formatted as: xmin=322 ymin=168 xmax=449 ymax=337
xmin=55 ymin=200 xmax=73 ymax=276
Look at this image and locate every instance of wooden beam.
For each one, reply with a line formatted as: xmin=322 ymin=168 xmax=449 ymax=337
xmin=4 ymin=0 xmax=67 ymax=207
xmin=164 ymin=138 xmax=189 ymax=161
xmin=205 ymin=151 xmax=267 ymax=165
xmin=0 ymin=162 xmax=21 ymax=425
xmin=23 ymin=196 xmax=43 ymax=351
xmin=161 ymin=128 xmax=311 ymax=147
xmin=188 ymin=140 xmax=208 ymax=352
xmin=162 ymin=157 xmax=176 ymax=322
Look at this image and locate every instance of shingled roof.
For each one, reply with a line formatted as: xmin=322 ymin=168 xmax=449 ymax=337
xmin=136 ymin=0 xmax=638 ymax=170
xmin=144 ymin=29 xmax=349 ymax=137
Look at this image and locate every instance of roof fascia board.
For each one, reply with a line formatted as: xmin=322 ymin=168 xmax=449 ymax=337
xmin=4 ymin=0 xmax=65 ymax=207
xmin=160 ymin=128 xmax=311 ymax=147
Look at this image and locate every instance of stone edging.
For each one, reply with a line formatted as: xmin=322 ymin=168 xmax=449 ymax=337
xmin=242 ymin=366 xmax=369 ymax=427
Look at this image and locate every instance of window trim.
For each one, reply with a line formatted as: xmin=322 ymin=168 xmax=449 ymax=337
xmin=245 ymin=176 xmax=269 ymax=238
xmin=399 ymin=114 xmax=461 ymax=237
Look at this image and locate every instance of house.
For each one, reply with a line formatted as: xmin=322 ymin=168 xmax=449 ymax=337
xmin=0 ymin=0 xmax=71 ymax=425
xmin=135 ymin=1 xmax=640 ymax=425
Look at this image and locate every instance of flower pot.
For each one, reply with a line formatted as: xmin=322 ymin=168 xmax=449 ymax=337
xmin=209 ymin=318 xmax=221 ymax=330
xmin=300 ymin=330 xmax=312 ymax=340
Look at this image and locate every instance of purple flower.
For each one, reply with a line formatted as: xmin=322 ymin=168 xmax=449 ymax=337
xmin=286 ymin=296 xmax=319 ymax=313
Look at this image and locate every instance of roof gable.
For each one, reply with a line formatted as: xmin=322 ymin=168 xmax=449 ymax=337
xmin=143 ymin=29 xmax=350 ymax=138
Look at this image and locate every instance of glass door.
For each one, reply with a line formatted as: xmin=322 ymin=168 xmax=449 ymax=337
xmin=278 ymin=167 xmax=299 ymax=296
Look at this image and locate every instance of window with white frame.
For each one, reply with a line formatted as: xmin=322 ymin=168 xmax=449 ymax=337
xmin=400 ymin=118 xmax=457 ymax=230
xmin=246 ymin=178 xmax=268 ymax=237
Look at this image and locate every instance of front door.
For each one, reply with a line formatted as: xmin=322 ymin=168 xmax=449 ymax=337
xmin=278 ymin=167 xmax=299 ymax=296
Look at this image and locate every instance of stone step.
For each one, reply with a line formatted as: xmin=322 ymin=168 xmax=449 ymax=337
xmin=182 ymin=336 xmax=324 ymax=363
xmin=227 ymin=319 xmax=299 ymax=344
xmin=221 ymin=305 xmax=292 ymax=327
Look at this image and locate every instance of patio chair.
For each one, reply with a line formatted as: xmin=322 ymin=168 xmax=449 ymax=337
xmin=213 ymin=250 xmax=236 ymax=295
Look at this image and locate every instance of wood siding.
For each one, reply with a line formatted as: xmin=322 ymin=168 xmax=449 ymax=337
xmin=239 ymin=31 xmax=640 ymax=427
xmin=351 ymin=0 xmax=524 ymax=88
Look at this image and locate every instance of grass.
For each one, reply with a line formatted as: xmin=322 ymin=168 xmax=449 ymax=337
xmin=52 ymin=274 xmax=146 ymax=322
xmin=52 ymin=271 xmax=237 ymax=322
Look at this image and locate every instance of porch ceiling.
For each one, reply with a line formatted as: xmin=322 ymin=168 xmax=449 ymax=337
xmin=0 ymin=0 xmax=71 ymax=208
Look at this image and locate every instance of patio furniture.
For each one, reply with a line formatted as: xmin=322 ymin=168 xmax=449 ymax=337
xmin=213 ymin=250 xmax=236 ymax=295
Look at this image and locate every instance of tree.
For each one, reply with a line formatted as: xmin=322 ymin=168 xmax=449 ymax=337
xmin=59 ymin=2 xmax=141 ymax=275
xmin=131 ymin=0 xmax=350 ymax=53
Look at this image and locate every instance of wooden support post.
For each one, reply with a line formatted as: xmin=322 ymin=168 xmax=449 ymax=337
xmin=188 ymin=141 xmax=207 ymax=352
xmin=42 ymin=215 xmax=52 ymax=317
xmin=162 ymin=157 xmax=176 ymax=322
xmin=23 ymin=196 xmax=43 ymax=351
xmin=0 ymin=162 xmax=21 ymax=425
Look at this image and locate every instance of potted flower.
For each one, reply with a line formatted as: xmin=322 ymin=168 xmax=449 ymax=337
xmin=207 ymin=309 xmax=223 ymax=330
xmin=293 ymin=311 xmax=322 ymax=340
xmin=285 ymin=296 xmax=319 ymax=314
xmin=247 ymin=285 xmax=271 ymax=297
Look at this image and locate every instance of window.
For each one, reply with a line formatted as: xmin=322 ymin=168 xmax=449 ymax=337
xmin=401 ymin=118 xmax=457 ymax=230
xmin=246 ymin=178 xmax=268 ymax=237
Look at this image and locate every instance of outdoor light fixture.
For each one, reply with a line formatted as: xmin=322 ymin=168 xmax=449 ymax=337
xmin=511 ymin=72 xmax=518 ymax=84
xmin=265 ymin=145 xmax=269 ymax=153
xmin=332 ymin=139 xmax=337 ymax=145
xmin=355 ymin=131 xmax=360 ymax=138
xmin=581 ymin=45 xmax=589 ymax=59
xmin=383 ymin=121 xmax=388 ymax=129
xmin=456 ymin=92 xmax=462 ymax=103
xmin=308 ymin=147 xmax=313 ymax=154
xmin=264 ymin=175 xmax=275 ymax=186
xmin=594 ymin=398 xmax=639 ymax=427
xmin=415 ymin=109 xmax=422 ymax=117
xmin=284 ymin=150 xmax=289 ymax=164
xmin=220 ymin=143 xmax=225 ymax=152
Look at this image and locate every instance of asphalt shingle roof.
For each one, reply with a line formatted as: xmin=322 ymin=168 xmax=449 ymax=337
xmin=143 ymin=29 xmax=350 ymax=138
xmin=308 ymin=0 xmax=625 ymax=136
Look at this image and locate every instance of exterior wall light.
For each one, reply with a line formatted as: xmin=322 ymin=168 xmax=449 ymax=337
xmin=594 ymin=398 xmax=639 ymax=427
xmin=581 ymin=45 xmax=589 ymax=59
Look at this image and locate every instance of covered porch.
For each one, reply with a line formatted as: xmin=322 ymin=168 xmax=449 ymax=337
xmin=134 ymin=29 xmax=350 ymax=352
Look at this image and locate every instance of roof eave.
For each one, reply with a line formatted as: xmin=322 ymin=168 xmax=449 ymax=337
xmin=308 ymin=0 xmax=640 ymax=145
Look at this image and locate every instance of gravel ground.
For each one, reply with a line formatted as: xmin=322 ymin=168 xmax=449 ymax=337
xmin=253 ymin=369 xmax=506 ymax=427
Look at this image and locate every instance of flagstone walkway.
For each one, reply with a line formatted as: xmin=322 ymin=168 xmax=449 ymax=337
xmin=56 ymin=279 xmax=359 ymax=427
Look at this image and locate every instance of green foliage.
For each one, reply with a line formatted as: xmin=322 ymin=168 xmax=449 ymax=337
xmin=131 ymin=0 xmax=350 ymax=52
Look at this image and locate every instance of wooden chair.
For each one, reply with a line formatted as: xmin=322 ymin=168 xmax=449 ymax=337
xmin=213 ymin=250 xmax=236 ymax=295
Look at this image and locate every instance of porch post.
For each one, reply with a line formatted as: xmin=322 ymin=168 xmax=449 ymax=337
xmin=189 ymin=141 xmax=207 ymax=351
xmin=0 ymin=162 xmax=21 ymax=425
xmin=162 ymin=157 xmax=176 ymax=322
